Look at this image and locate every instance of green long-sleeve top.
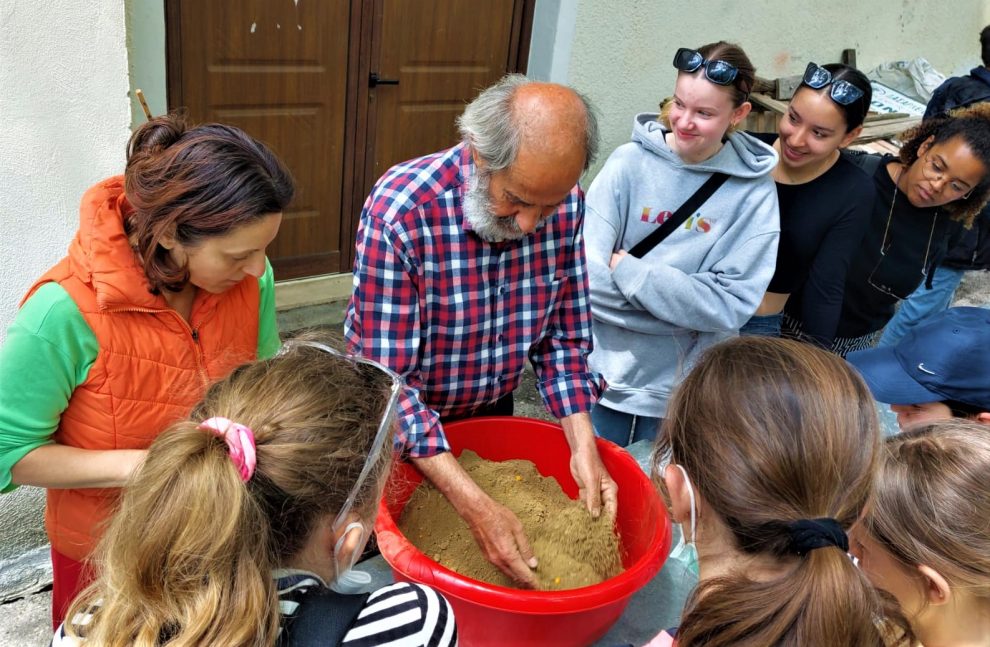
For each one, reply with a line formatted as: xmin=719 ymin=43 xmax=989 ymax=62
xmin=0 ymin=259 xmax=280 ymax=492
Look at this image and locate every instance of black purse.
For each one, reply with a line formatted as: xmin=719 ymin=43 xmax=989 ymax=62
xmin=628 ymin=172 xmax=729 ymax=258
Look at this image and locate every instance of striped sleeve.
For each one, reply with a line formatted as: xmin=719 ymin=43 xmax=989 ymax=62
xmin=341 ymin=582 xmax=457 ymax=647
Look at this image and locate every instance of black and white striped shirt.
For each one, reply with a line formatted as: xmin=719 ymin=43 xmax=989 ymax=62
xmin=338 ymin=581 xmax=457 ymax=646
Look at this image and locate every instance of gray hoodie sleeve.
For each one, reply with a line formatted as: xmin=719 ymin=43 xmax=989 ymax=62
xmin=610 ymin=187 xmax=780 ymax=333
xmin=585 ymin=142 xmax=692 ymax=332
xmin=585 ymin=150 xmax=637 ymax=315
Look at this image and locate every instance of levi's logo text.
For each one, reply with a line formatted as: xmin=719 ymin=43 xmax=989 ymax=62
xmin=640 ymin=207 xmax=712 ymax=233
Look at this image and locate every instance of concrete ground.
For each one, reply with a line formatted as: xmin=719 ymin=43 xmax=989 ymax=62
xmin=3 ymin=270 xmax=989 ymax=646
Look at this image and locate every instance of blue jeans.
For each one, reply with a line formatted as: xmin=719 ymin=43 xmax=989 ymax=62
xmin=878 ymin=266 xmax=965 ymax=347
xmin=739 ymin=312 xmax=783 ymax=337
xmin=591 ymin=403 xmax=662 ymax=447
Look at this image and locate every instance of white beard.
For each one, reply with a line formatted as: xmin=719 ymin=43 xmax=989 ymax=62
xmin=462 ymin=168 xmax=525 ymax=242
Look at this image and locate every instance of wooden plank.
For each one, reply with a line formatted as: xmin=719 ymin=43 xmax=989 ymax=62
xmin=860 ymin=116 xmax=921 ymax=130
xmin=841 ymin=48 xmax=857 ymax=69
xmin=753 ymin=76 xmax=776 ymax=95
xmin=749 ymin=92 xmax=789 ymax=114
xmin=854 ymin=116 xmax=920 ymax=143
xmin=849 ymin=139 xmax=900 ymax=155
xmin=877 ymin=140 xmax=902 ymax=154
xmin=774 ymin=74 xmax=804 ymax=100
xmin=864 ymin=111 xmax=911 ymax=123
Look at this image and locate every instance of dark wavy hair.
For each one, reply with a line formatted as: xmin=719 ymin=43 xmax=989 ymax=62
xmin=124 ymin=113 xmax=295 ymax=293
xmin=897 ymin=102 xmax=990 ymax=226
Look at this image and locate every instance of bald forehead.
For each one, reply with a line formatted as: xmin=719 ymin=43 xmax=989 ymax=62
xmin=510 ymin=83 xmax=588 ymax=165
xmin=512 ymin=83 xmax=587 ymax=120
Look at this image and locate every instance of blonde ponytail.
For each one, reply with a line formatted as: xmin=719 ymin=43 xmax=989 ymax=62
xmin=68 ymin=423 xmax=279 ymax=646
xmin=64 ymin=333 xmax=395 ymax=646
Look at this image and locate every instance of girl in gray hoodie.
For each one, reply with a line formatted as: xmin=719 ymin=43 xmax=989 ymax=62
xmin=586 ymin=41 xmax=780 ymax=446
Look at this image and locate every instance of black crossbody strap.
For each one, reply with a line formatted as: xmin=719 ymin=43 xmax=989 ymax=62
xmin=628 ymin=172 xmax=729 ymax=258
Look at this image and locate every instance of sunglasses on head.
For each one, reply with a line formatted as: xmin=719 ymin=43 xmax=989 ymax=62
xmin=672 ymin=47 xmax=739 ymax=86
xmin=801 ymin=62 xmax=865 ymax=105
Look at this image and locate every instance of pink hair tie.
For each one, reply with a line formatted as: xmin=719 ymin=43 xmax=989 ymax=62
xmin=198 ymin=416 xmax=257 ymax=482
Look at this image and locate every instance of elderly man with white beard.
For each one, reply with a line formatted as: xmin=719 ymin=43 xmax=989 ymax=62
xmin=345 ymin=74 xmax=616 ymax=588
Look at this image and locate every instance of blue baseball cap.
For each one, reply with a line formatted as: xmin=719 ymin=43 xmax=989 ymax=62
xmin=847 ymin=307 xmax=990 ymax=410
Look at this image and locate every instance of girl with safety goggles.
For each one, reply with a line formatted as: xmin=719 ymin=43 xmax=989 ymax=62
xmin=53 ymin=335 xmax=457 ymax=647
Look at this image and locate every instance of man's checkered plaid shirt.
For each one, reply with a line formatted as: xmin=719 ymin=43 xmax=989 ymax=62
xmin=345 ymin=143 xmax=604 ymax=457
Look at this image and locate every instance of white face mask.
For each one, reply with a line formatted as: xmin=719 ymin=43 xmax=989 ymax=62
xmin=666 ymin=464 xmax=699 ymax=577
xmin=330 ymin=521 xmax=372 ymax=594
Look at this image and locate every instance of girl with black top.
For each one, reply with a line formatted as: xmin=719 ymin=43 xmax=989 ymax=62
xmin=740 ymin=63 xmax=875 ymax=346
xmin=813 ymin=102 xmax=990 ymax=355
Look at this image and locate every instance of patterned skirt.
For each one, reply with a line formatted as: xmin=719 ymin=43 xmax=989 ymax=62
xmin=781 ymin=312 xmax=884 ymax=358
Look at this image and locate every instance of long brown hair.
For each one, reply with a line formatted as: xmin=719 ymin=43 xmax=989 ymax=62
xmin=653 ymin=337 xmax=911 ymax=646
xmin=862 ymin=420 xmax=990 ymax=607
xmin=124 ymin=112 xmax=295 ymax=293
xmin=63 ymin=333 xmax=395 ymax=647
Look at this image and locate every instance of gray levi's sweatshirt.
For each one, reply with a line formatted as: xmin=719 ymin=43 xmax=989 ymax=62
xmin=586 ymin=112 xmax=780 ymax=418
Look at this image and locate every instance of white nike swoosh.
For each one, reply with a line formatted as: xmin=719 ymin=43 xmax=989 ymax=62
xmin=917 ymin=363 xmax=936 ymax=375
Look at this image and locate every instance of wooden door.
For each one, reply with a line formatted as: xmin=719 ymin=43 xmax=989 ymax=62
xmin=167 ymin=1 xmax=532 ymax=280
xmin=361 ymin=0 xmax=526 ymax=200
xmin=167 ymin=0 xmax=351 ymax=278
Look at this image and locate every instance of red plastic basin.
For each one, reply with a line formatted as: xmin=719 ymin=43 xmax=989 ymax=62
xmin=375 ymin=416 xmax=671 ymax=647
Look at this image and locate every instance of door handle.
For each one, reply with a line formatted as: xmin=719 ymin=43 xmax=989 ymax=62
xmin=369 ymin=72 xmax=399 ymax=88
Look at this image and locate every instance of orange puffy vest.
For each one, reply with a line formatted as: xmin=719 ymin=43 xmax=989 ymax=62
xmin=22 ymin=177 xmax=260 ymax=561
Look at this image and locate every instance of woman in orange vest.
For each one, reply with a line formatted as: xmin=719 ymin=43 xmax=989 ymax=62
xmin=0 ymin=113 xmax=294 ymax=626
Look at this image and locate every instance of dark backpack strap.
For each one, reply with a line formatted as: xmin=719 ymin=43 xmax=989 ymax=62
xmin=279 ymin=588 xmax=371 ymax=647
xmin=628 ymin=172 xmax=729 ymax=258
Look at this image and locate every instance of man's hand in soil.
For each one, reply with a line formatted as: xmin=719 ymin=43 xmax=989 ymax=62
xmin=411 ymin=451 xmax=539 ymax=588
xmin=462 ymin=496 xmax=539 ymax=588
xmin=561 ymin=412 xmax=618 ymax=521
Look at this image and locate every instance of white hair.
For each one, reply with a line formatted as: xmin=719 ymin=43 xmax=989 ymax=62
xmin=456 ymin=74 xmax=599 ymax=171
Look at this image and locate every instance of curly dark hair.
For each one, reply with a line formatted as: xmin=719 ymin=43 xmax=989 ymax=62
xmin=897 ymin=102 xmax=990 ymax=226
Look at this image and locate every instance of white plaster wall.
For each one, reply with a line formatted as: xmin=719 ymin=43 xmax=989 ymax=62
xmin=567 ymin=0 xmax=990 ymax=179
xmin=0 ymin=0 xmax=132 ymax=345
xmin=0 ymin=0 xmax=130 ymax=598
xmin=528 ymin=0 xmax=579 ymax=84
